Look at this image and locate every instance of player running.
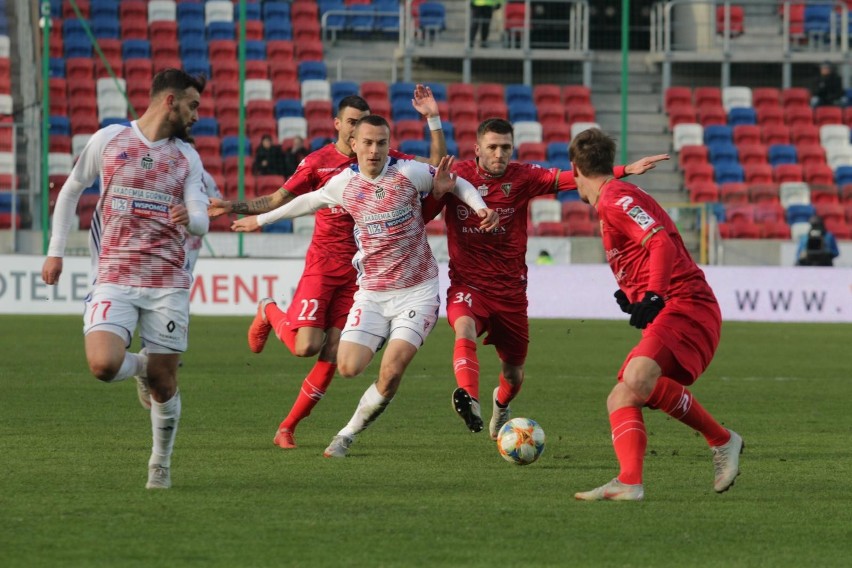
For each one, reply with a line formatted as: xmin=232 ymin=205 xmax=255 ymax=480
xmin=41 ymin=69 xmax=209 ymax=489
xmin=569 ymin=128 xmax=742 ymax=501
xmin=231 ymin=115 xmax=499 ymax=458
xmin=208 ymin=88 xmax=446 ymax=449
xmin=421 ymin=118 xmax=668 ymax=439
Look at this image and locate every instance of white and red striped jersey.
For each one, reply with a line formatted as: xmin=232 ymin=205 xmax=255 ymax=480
xmin=185 ymin=169 xmax=223 ymax=268
xmin=67 ymin=122 xmax=208 ymax=288
xmin=260 ymin=157 xmax=490 ymax=292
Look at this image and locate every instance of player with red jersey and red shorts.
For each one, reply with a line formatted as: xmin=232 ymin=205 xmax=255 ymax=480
xmin=568 ymin=128 xmax=743 ymax=501
xmin=231 ymin=115 xmax=499 ymax=458
xmin=41 ymin=69 xmax=210 ymax=489
xmin=208 ymin=89 xmax=446 ymax=449
xmin=421 ymin=118 xmax=669 ymax=439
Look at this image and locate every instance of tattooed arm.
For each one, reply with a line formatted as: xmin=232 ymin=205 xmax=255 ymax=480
xmin=208 ymin=187 xmax=295 ymax=217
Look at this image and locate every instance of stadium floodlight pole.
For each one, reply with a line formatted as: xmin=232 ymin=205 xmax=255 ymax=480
xmin=620 ymin=0 xmax=630 ymax=165
xmin=41 ymin=1 xmax=50 ymax=254
xmin=237 ymin=0 xmax=247 ymax=258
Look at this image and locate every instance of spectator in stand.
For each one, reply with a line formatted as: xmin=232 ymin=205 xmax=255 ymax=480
xmin=536 ymin=249 xmax=554 ymax=265
xmin=811 ymin=62 xmax=846 ymax=107
xmin=796 ymin=215 xmax=840 ymax=266
xmin=283 ymin=136 xmax=309 ymax=178
xmin=470 ymin=0 xmax=501 ymax=48
xmin=253 ymin=134 xmax=286 ymax=177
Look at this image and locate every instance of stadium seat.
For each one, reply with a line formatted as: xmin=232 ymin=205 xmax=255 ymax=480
xmin=704 ymin=125 xmax=733 ymax=146
xmin=697 ymin=105 xmax=727 ymax=127
xmin=785 ymin=203 xmax=816 ymax=225
xmin=478 ymin=102 xmax=508 ymax=122
xmin=761 ymin=124 xmax=791 ymax=146
xmin=835 ymin=165 xmax=852 ymax=188
xmin=667 ymin=104 xmax=697 ymax=130
xmin=530 ymin=198 xmax=561 ymax=224
xmin=736 ymin=144 xmax=767 ymax=165
xmin=768 ymin=144 xmax=797 ymax=166
xmin=148 ymin=1 xmax=176 ymax=23
xmin=715 ymin=163 xmax=745 ymax=184
xmin=534 ymin=84 xmax=562 ymax=106
xmin=808 ymin=184 xmax=839 ymax=204
xmin=716 ymin=5 xmax=744 ymax=36
xmin=301 ymin=80 xmax=331 ymax=104
xmin=278 ymin=117 xmax=308 ymax=140
xmin=514 ymin=122 xmax=543 ymax=145
xmin=781 ymin=87 xmax=810 ymax=110
xmin=720 ymin=182 xmax=749 ymax=204
xmin=708 ymin=143 xmax=739 ymax=166
xmin=826 ymin=146 xmax=852 ymax=170
xmin=760 ymin=219 xmax=791 ymax=239
xmin=518 ymin=142 xmax=547 ymax=162
xmin=725 ymin=203 xmax=756 ymax=224
xmin=780 ymin=182 xmax=812 ymax=208
xmin=785 ymin=106 xmax=813 ymax=128
xmin=672 ymin=123 xmax=703 ymax=151
xmin=756 ymin=106 xmax=784 ymax=127
xmin=688 ymin=181 xmax=719 ymax=203
xmin=683 ymin=163 xmax=715 ymax=187
xmin=752 ymin=87 xmax=781 ymax=111
xmin=744 ymin=163 xmax=774 ymax=185
xmin=448 ymin=83 xmax=475 ymax=105
xmin=774 ymin=164 xmax=804 ymax=184
xmin=566 ymin=104 xmax=596 ymax=126
xmin=542 ymin=122 xmax=570 ymax=144
xmin=509 ymin=102 xmax=538 ymax=123
xmin=815 ymin=106 xmax=843 ymax=127
xmin=266 ymin=40 xmax=295 ymax=61
xmin=546 ymin=142 xmax=570 ymax=164
xmin=570 ymin=122 xmax=600 ymax=139
xmin=797 ymin=144 xmax=827 ymax=167
xmin=392 ymin=101 xmax=421 ymax=122
xmin=399 ymin=140 xmax=430 ymax=156
xmin=476 ymin=83 xmax=505 ymax=105
xmin=749 ymin=183 xmax=780 ymax=204
xmin=562 ymin=85 xmax=591 ymax=106
xmin=678 ymin=145 xmax=709 ymax=170
xmin=722 ymin=87 xmax=752 ymax=112
xmin=819 ymin=124 xmax=851 ymax=147
xmin=791 ymin=124 xmax=820 ymax=146
xmin=694 ymin=87 xmax=722 ymax=109
xmin=664 ymin=87 xmax=692 ymax=112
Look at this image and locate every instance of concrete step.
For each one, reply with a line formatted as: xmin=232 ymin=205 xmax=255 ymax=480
xmin=591 ymin=80 xmax=658 ymax=95
xmin=597 ymin=111 xmax=668 ymax=134
xmin=592 ymin=92 xmax=662 ymax=113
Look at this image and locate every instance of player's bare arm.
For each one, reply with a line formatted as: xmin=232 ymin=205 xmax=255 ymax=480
xmin=624 ymin=154 xmax=670 ymax=176
xmin=476 ymin=208 xmax=500 ymax=231
xmin=42 ymin=257 xmax=63 ymax=285
xmin=412 ymin=84 xmax=447 ymax=165
xmin=431 ymin=156 xmax=457 ymax=198
xmin=170 ymin=204 xmax=189 ymax=226
xmin=231 ymin=215 xmax=261 ymax=232
xmin=208 ymin=188 xmax=294 ymax=218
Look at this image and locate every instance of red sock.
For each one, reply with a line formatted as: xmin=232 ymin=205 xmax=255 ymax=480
xmin=266 ymin=302 xmax=297 ymax=355
xmin=609 ymin=406 xmax=647 ymax=485
xmin=280 ymin=361 xmax=337 ymax=432
xmin=453 ymin=338 xmax=480 ymax=400
xmin=645 ymin=377 xmax=731 ymax=447
xmin=495 ymin=373 xmax=522 ymax=406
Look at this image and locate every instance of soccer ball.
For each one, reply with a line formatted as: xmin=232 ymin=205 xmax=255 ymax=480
xmin=496 ymin=417 xmax=545 ymax=465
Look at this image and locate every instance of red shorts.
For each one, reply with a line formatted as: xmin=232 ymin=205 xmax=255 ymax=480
xmin=446 ymin=284 xmax=529 ymax=366
xmin=286 ymin=249 xmax=357 ymax=331
xmin=618 ymin=296 xmax=721 ymax=386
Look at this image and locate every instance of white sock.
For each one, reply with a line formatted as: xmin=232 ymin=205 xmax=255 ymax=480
xmin=109 ymin=352 xmax=145 ymax=383
xmin=338 ymin=382 xmax=392 ymax=439
xmin=149 ymin=390 xmax=181 ymax=469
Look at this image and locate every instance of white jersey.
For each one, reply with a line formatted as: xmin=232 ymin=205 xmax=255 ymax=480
xmin=257 ymin=157 xmax=488 ymax=292
xmin=50 ymin=122 xmax=208 ymax=289
xmin=184 ymin=169 xmax=222 ymax=273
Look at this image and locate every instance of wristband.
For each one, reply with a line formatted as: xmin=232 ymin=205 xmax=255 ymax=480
xmin=427 ymin=116 xmax=442 ymax=131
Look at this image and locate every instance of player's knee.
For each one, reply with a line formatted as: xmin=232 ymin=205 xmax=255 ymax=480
xmin=621 ymin=364 xmax=657 ymax=400
xmin=337 ymin=360 xmax=362 ymax=378
xmin=293 ymin=343 xmax=321 ymax=357
xmin=88 ymin=359 xmax=119 ymax=382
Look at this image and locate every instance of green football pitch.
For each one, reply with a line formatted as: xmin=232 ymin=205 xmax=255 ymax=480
xmin=1 ymin=315 xmax=850 ymax=567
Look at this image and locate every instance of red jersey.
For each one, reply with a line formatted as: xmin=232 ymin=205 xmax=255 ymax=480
xmin=438 ymin=161 xmax=560 ymax=299
xmin=597 ymin=179 xmax=713 ymax=302
xmin=282 ymin=143 xmax=413 ymax=263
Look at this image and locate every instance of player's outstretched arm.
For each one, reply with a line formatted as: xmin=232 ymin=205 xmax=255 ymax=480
xmin=624 ymin=154 xmax=670 ymax=176
xmin=231 ymin=215 xmax=261 ymax=232
xmin=475 ymin=208 xmax=500 ymax=231
xmin=208 ymin=189 xmax=292 ymax=218
xmin=412 ymin=84 xmax=447 ymax=165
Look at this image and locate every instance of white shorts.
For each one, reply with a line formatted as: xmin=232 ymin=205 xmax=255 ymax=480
xmin=341 ymin=279 xmax=440 ymax=352
xmin=83 ymin=284 xmax=190 ymax=353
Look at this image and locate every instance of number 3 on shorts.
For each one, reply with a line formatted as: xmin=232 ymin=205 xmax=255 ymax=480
xmin=453 ymin=292 xmax=472 ymax=308
xmin=88 ymin=300 xmax=112 ymax=324
xmin=349 ymin=308 xmax=362 ymax=327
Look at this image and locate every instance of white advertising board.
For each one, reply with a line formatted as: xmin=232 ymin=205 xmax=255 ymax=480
xmin=2 ymin=255 xmax=850 ymax=323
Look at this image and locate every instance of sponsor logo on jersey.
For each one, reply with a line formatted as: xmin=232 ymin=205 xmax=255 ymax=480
xmin=456 ymin=205 xmax=470 ymax=221
xmin=117 ymin=151 xmax=129 ymax=161
xmin=374 ymin=185 xmax=386 ymax=200
xmin=477 ymin=184 xmax=489 ymax=197
xmin=500 ymin=183 xmax=512 ymax=196
xmin=111 ymin=197 xmax=128 ymax=212
xmin=627 ymin=205 xmax=654 ymax=230
xmin=141 ymin=155 xmax=154 ymax=170
xmin=131 ymin=199 xmax=169 ymax=218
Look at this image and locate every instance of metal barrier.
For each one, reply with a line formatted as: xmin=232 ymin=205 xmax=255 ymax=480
xmin=650 ymin=0 xmax=850 ymax=92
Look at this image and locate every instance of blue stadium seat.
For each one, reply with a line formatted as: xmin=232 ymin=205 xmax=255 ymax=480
xmin=400 ymin=140 xmax=430 ymax=156
xmin=708 ymin=142 xmax=739 ymax=166
xmin=835 ymin=165 xmax=852 ymax=187
xmin=122 ymin=39 xmax=151 ymax=60
xmin=709 ymin=202 xmax=726 ymax=222
xmin=785 ymin=203 xmax=816 ymax=225
xmin=207 ymin=21 xmax=235 ymax=41
xmin=445 ymin=140 xmax=459 ymax=157
xmin=100 ymin=118 xmax=131 ymax=128
xmin=375 ymin=0 xmax=400 ymax=34
xmin=728 ymin=107 xmax=756 ymax=126
xmin=275 ymin=100 xmax=304 ymax=119
xmin=547 ymin=142 xmax=570 ymax=163
xmin=180 ymin=41 xmax=208 ymax=62
xmin=91 ymin=0 xmax=118 ymax=20
xmin=50 ymin=58 xmax=66 ymax=78
xmin=348 ymin=5 xmax=376 ymax=33
xmin=192 ymin=117 xmax=220 ymax=137
xmin=390 ymin=82 xmax=417 ymax=105
xmin=319 ymin=0 xmax=347 ymax=34
xmin=182 ymin=57 xmax=211 ymax=78
xmin=310 ymin=136 xmax=330 ymax=151
xmin=804 ymin=5 xmax=832 ymax=39
xmin=704 ymin=125 xmax=733 ymax=146
xmin=392 ymin=102 xmax=421 ymax=122
xmin=50 ymin=116 xmax=71 ymax=137
xmin=0 ymin=191 xmax=22 ymax=212
xmin=714 ymin=163 xmax=745 ymax=184
xmin=49 ymin=0 xmax=62 ymax=19
xmin=179 ymin=25 xmax=207 ymax=46
xmin=64 ymin=36 xmax=92 ymax=59
xmin=92 ymin=17 xmax=120 ymax=40
xmin=768 ymin=144 xmax=797 ymax=166
xmin=177 ymin=2 xmax=204 ymax=23
xmin=550 ymin=158 xmax=572 ymax=171
xmin=331 ymin=81 xmax=359 ymax=101
xmin=505 ymin=84 xmax=534 ymax=105
xmin=235 ymin=1 xmax=262 ymax=20
xmin=557 ymin=188 xmax=581 ymax=202
xmin=245 ymin=41 xmax=267 ymax=61
xmin=419 ymin=2 xmax=447 ymax=33
xmin=263 ymin=1 xmax=291 ymax=21
xmin=508 ymin=102 xmax=537 ymax=122
xmin=298 ymin=61 xmax=327 ymax=81
xmin=63 ymin=19 xmax=87 ymax=42
xmin=262 ymin=219 xmax=294 ymax=233
xmin=425 ymin=82 xmax=447 ymax=102
xmin=265 ymin=19 xmax=293 ymax=41
xmin=222 ymin=136 xmax=252 ymax=158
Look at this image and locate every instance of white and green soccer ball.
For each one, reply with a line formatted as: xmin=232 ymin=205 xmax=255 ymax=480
xmin=497 ymin=417 xmax=545 ymax=465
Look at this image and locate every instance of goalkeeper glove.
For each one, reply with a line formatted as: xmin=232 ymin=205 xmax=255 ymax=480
xmin=629 ymin=291 xmax=665 ymax=329
xmin=614 ymin=289 xmax=633 ymax=314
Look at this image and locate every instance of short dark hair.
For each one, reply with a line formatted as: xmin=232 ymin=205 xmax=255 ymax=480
xmin=477 ymin=118 xmax=514 ymax=140
xmin=354 ymin=114 xmax=390 ymax=132
xmin=338 ymin=95 xmax=371 ymax=116
xmin=569 ymin=128 xmax=616 ymax=177
xmin=150 ymin=68 xmax=206 ymax=98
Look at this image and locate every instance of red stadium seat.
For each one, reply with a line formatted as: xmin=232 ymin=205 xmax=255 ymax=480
xmin=272 ymin=80 xmax=301 ymax=101
xmin=694 ymin=87 xmax=722 ymax=109
xmin=683 ymin=163 xmax=715 ymax=187
xmin=564 ymin=218 xmax=597 ymax=236
xmin=124 ymin=59 xmax=152 ymax=84
xmin=293 ymin=21 xmax=321 ymax=43
xmin=736 ymin=144 xmax=767 ymax=165
xmin=267 ymin=40 xmax=296 ymax=61
xmin=753 ymin=202 xmax=785 ymax=223
xmin=533 ymin=84 xmax=562 ymax=106
xmin=773 ymin=164 xmax=804 ymax=184
xmin=761 ymin=124 xmax=791 ymax=145
xmin=748 ymin=183 xmax=780 ymax=204
xmin=308 ymin=119 xmax=335 ymax=141
xmin=781 ymin=87 xmax=810 ymax=111
xmin=756 ymin=106 xmax=784 ymax=127
xmin=541 ymin=122 xmax=570 ymax=144
xmin=209 ymin=41 xmax=237 ymax=62
xmin=744 ymin=163 xmax=773 ymax=185
xmin=688 ymin=181 xmax=720 ymax=203
xmin=66 ymin=58 xmax=94 ymax=82
xmin=425 ymin=218 xmax=447 ymax=235
xmin=562 ymin=85 xmax=592 ymax=106
xmin=296 ymin=40 xmax=324 ymax=62
xmin=476 ymin=84 xmax=505 ymax=105
xmin=256 ymin=175 xmax=285 ymax=196
xmin=121 ymin=15 xmax=148 ymax=40
xmin=716 ymin=5 xmax=744 ymax=36
xmin=517 ymin=143 xmax=547 ymax=162
xmin=760 ymin=220 xmax=791 ymax=239
xmin=824 ymin=218 xmax=852 ymax=239
xmin=535 ymin=221 xmax=570 ymax=237
xmin=668 ymin=104 xmax=697 ymax=130
xmin=193 ymin=136 xmax=221 ymax=162
xmin=809 ymin=184 xmax=840 ymax=204
xmin=664 ymin=87 xmax=692 ymax=112
xmin=362 ymin=81 xmax=390 ymax=101
xmin=448 ymin=83 xmax=475 ymax=104
xmin=478 ymin=102 xmax=508 ymax=121
xmin=752 ymin=87 xmax=781 ymax=111
xmin=566 ymin=104 xmax=596 ymax=125
xmin=239 ymin=21 xmax=265 ymax=41
xmin=790 ymin=124 xmax=820 ymax=146
xmin=697 ymin=105 xmax=727 ymax=127
xmin=537 ymin=104 xmax=565 ymax=125
xmin=815 ymin=202 xmax=846 ymax=223
xmin=815 ymin=106 xmax=843 ymax=126
xmin=394 ymin=120 xmax=423 ymax=141
xmin=785 ymin=106 xmax=813 ymax=128
xmin=304 ymin=101 xmax=334 ymax=123
xmin=678 ymin=145 xmax=709 ymax=170
xmin=149 ymin=21 xmax=178 ymax=44
xmin=561 ymin=201 xmax=590 ymax=223
xmin=720 ymin=182 xmax=749 ymax=204
xmin=449 ymin=102 xmax=478 ymax=124
xmin=246 ymin=100 xmax=275 ymax=122
xmin=269 ymin=60 xmax=298 ymax=84
xmin=212 ymin=61 xmax=240 ymax=84
xmin=63 ymin=0 xmax=89 ymax=19
xmin=733 ymin=125 xmax=761 ymax=146
xmin=725 ymin=203 xmax=756 ymax=224
xmin=95 ymin=54 xmax=124 ymax=79
xmin=245 ymin=60 xmax=269 ymax=80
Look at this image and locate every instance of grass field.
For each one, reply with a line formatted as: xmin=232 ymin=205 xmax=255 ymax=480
xmin=1 ymin=315 xmax=850 ymax=567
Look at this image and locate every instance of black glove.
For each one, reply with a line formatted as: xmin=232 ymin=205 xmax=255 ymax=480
xmin=614 ymin=289 xmax=633 ymax=314
xmin=629 ymin=291 xmax=665 ymax=329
